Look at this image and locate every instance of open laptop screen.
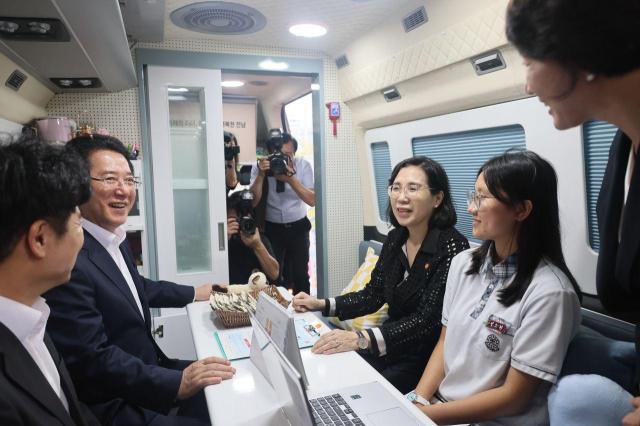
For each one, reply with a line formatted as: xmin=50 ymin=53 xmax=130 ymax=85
xmin=250 ymin=314 xmax=316 ymax=426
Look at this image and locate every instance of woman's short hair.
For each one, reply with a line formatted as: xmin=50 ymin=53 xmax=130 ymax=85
xmin=506 ymin=0 xmax=640 ymax=77
xmin=466 ymin=150 xmax=581 ymax=306
xmin=386 ymin=156 xmax=457 ymax=230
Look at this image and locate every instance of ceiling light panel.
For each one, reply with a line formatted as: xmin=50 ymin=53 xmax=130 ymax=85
xmin=289 ymin=23 xmax=327 ymax=38
xmin=221 ymin=80 xmax=244 ymax=88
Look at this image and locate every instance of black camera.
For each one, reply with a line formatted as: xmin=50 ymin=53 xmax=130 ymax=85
xmin=235 ymin=190 xmax=256 ymax=236
xmin=265 ymin=135 xmax=290 ymax=177
xmin=224 ymin=131 xmax=240 ymax=161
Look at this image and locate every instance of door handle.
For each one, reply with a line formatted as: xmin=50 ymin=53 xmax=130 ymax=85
xmin=218 ymin=222 xmax=225 ymax=251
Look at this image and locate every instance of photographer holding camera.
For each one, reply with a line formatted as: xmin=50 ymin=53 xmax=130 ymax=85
xmin=227 ymin=190 xmax=279 ymax=284
xmin=224 ymin=131 xmax=240 ymax=193
xmin=250 ymin=132 xmax=315 ymax=295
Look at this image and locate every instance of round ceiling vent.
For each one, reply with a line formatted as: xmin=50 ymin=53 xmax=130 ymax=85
xmin=249 ymin=80 xmax=268 ymax=86
xmin=170 ymin=1 xmax=266 ymax=35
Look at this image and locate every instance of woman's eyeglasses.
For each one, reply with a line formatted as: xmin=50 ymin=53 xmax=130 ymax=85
xmin=466 ymin=190 xmax=495 ymax=209
xmin=387 ymin=183 xmax=431 ymax=198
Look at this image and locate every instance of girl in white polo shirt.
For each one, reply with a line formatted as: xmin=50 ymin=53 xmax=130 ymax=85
xmin=408 ymin=151 xmax=582 ymax=425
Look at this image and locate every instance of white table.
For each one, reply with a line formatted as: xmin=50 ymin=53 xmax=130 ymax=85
xmin=186 ymin=301 xmax=435 ymax=425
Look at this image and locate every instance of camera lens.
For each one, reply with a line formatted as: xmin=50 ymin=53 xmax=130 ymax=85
xmin=239 ymin=216 xmax=256 ymax=235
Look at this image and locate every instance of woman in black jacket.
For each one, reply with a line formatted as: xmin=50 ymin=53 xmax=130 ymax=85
xmin=507 ymin=0 xmax=640 ymax=424
xmin=293 ymin=156 xmax=468 ymax=393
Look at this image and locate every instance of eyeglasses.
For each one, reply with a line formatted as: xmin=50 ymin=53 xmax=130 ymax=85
xmin=387 ymin=183 xmax=432 ymax=198
xmin=467 ymin=190 xmax=495 ymax=209
xmin=91 ymin=176 xmax=140 ymax=189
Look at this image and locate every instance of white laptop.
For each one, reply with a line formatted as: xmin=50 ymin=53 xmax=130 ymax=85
xmin=249 ymin=314 xmax=429 ymax=426
xmin=254 ymin=291 xmax=314 ymax=387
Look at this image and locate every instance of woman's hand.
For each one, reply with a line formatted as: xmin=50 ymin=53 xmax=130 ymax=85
xmin=312 ymin=330 xmax=359 ymax=355
xmin=292 ymin=292 xmax=325 ymax=312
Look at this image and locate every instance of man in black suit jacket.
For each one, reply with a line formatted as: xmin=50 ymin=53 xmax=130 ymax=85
xmin=0 ymin=138 xmax=98 ymax=425
xmin=44 ymin=135 xmax=235 ymax=426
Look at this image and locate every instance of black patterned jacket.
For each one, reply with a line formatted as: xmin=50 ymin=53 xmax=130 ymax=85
xmin=332 ymin=226 xmax=468 ymax=361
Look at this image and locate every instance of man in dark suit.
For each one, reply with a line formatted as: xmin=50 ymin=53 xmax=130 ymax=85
xmin=0 ymin=137 xmax=98 ymax=425
xmin=44 ymin=135 xmax=235 ymax=426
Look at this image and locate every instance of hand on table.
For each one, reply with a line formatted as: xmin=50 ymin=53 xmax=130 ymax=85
xmin=195 ymin=283 xmax=228 ymax=301
xmin=292 ymin=292 xmax=325 ymax=312
xmin=311 ymin=329 xmax=359 ymax=355
xmin=177 ymin=356 xmax=235 ymax=400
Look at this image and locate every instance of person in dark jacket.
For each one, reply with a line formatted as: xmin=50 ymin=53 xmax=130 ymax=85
xmin=0 ymin=137 xmax=98 ymax=426
xmin=293 ymin=156 xmax=469 ymax=393
xmin=507 ymin=0 xmax=640 ymax=424
xmin=44 ymin=134 xmax=235 ymax=426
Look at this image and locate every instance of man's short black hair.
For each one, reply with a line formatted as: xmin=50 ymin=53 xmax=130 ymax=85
xmin=227 ymin=190 xmax=254 ymax=213
xmin=0 ymin=136 xmax=91 ymax=262
xmin=67 ymin=134 xmax=133 ymax=173
xmin=266 ymin=132 xmax=298 ymax=153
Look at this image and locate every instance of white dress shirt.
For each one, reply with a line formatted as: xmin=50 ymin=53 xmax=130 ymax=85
xmin=0 ymin=295 xmax=70 ymax=411
xmin=250 ymin=156 xmax=314 ymax=224
xmin=82 ymin=219 xmax=145 ymax=318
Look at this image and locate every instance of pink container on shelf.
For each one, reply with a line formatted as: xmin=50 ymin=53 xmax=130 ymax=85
xmin=35 ymin=117 xmax=74 ymax=143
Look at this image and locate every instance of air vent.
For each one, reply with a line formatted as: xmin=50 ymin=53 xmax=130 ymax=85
xmin=403 ymin=6 xmax=428 ymax=33
xmin=381 ymin=86 xmax=401 ymax=102
xmin=5 ymin=70 xmax=27 ymax=91
xmin=471 ymin=50 xmax=506 ymax=75
xmin=335 ymin=54 xmax=349 ymax=69
xmin=249 ymin=80 xmax=268 ymax=86
xmin=170 ymin=2 xmax=266 ymax=35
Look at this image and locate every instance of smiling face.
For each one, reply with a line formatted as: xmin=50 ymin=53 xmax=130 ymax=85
xmin=468 ymin=172 xmax=519 ymax=243
xmin=523 ymin=56 xmax=596 ymax=130
xmin=390 ymin=165 xmax=441 ymax=231
xmin=80 ymin=149 xmax=135 ymax=233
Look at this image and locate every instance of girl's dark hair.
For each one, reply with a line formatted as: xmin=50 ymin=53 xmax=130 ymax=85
xmin=386 ymin=156 xmax=456 ymax=230
xmin=506 ymin=0 xmax=640 ymax=77
xmin=466 ymin=150 xmax=582 ymax=306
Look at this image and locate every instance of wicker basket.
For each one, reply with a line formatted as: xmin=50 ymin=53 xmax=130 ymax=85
xmin=211 ymin=285 xmax=290 ymax=328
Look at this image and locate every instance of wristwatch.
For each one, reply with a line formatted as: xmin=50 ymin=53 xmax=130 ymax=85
xmin=405 ymin=390 xmax=430 ymax=406
xmin=355 ymin=330 xmax=368 ymax=350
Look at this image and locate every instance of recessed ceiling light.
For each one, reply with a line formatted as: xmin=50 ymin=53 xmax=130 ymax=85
xmin=58 ymin=79 xmax=73 ymax=87
xmin=289 ymin=23 xmax=327 ymax=38
xmin=311 ymin=83 xmax=320 ymax=91
xmin=221 ymin=80 xmax=245 ymax=88
xmin=0 ymin=21 xmax=19 ymax=33
xmin=78 ymin=79 xmax=93 ymax=87
xmin=168 ymin=87 xmax=189 ymax=92
xmin=258 ymin=59 xmax=289 ymax=71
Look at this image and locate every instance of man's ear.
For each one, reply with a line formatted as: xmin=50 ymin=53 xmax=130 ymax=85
xmin=514 ymin=200 xmax=533 ymax=222
xmin=26 ymin=220 xmax=50 ymax=259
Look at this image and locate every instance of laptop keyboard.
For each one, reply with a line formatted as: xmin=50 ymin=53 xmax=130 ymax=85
xmin=309 ymin=394 xmax=363 ymax=426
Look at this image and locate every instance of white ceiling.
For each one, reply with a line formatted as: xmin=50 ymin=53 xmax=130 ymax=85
xmin=164 ymin=0 xmax=419 ymax=55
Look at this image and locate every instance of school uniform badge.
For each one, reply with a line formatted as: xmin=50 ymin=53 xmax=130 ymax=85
xmin=485 ymin=333 xmax=500 ymax=352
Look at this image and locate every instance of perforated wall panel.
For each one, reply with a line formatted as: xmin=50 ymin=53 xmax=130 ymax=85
xmin=45 ymin=39 xmax=363 ymax=298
